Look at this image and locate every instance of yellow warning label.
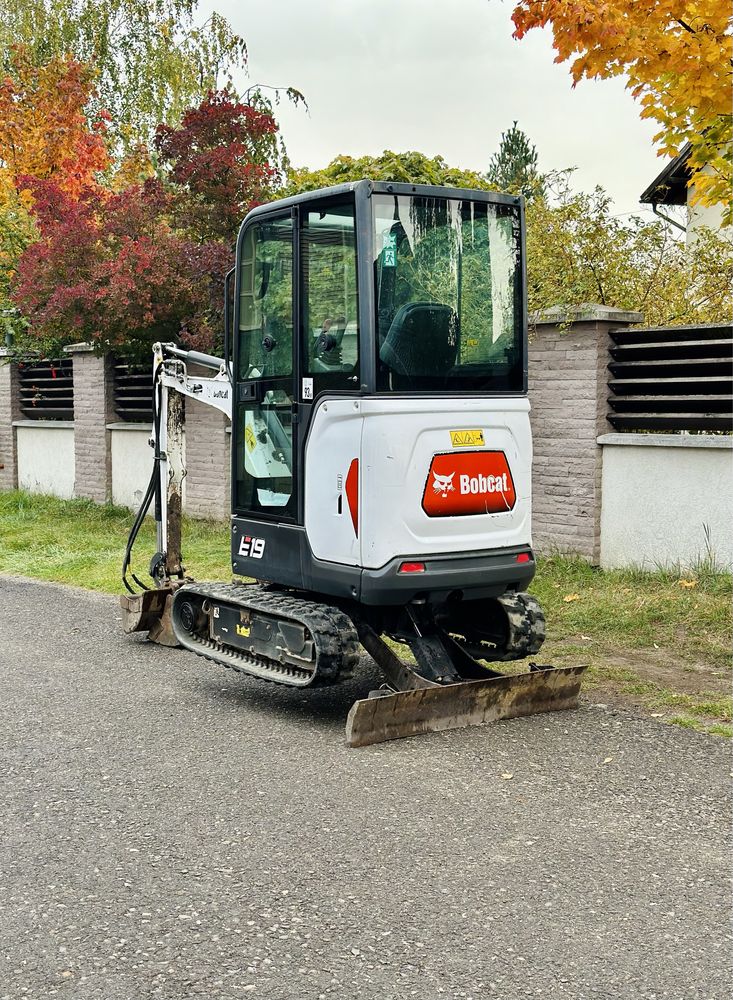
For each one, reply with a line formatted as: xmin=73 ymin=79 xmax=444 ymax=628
xmin=450 ymin=429 xmax=484 ymax=448
xmin=244 ymin=425 xmax=256 ymax=452
xmin=236 ymin=623 xmax=251 ymax=637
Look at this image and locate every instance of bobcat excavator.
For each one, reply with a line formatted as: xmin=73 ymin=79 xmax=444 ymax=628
xmin=120 ymin=180 xmax=585 ymax=746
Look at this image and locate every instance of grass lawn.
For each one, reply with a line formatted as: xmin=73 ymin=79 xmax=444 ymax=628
xmin=1 ymin=490 xmax=730 ymax=736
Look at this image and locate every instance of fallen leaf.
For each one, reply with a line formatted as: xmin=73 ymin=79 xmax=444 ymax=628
xmin=580 ymin=634 xmax=592 ymax=641
xmin=501 ymin=772 xmax=514 ymax=780
xmin=602 ymin=756 xmax=614 ymax=764
xmin=678 ymin=579 xmax=697 ymax=589
xmin=563 ymin=593 xmax=580 ymax=603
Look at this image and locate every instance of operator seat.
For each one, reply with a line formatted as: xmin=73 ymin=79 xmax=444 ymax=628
xmin=379 ymin=302 xmax=458 ymax=384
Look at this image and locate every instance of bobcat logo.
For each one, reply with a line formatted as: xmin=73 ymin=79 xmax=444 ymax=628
xmin=432 ymin=471 xmax=455 ymax=498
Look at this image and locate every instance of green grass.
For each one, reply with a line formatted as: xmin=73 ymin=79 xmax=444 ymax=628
xmin=1 ymin=490 xmax=731 ymax=735
xmin=667 ymin=716 xmax=733 ymax=738
xmin=0 ymin=490 xmax=232 ymax=593
xmin=529 ymin=552 xmax=732 ymax=671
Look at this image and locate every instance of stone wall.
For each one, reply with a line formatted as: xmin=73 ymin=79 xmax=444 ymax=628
xmin=8 ymin=314 xmax=733 ymax=573
xmin=528 ymin=306 xmax=642 ymax=562
xmin=67 ymin=345 xmax=114 ymax=502
xmin=0 ymin=347 xmax=230 ymax=519
xmin=0 ymin=349 xmax=20 ymax=492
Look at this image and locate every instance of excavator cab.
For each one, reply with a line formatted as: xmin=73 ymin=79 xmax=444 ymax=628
xmin=230 ymin=181 xmax=533 ymax=605
xmin=120 ymin=181 xmax=586 ymax=746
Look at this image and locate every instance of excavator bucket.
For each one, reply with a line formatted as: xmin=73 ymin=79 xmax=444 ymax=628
xmin=119 ymin=588 xmax=180 ymax=647
xmin=345 ymin=665 xmax=587 ymax=748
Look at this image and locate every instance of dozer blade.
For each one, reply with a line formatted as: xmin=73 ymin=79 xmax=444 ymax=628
xmin=344 ymin=665 xmax=587 ymax=748
xmin=119 ymin=588 xmax=180 ymax=647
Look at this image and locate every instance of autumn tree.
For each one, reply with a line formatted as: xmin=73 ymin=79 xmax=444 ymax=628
xmin=12 ymin=91 xmax=285 ymax=356
xmin=511 ymin=0 xmax=733 ymax=222
xmin=12 ymin=178 xmax=201 ymax=357
xmin=487 ymin=121 xmax=545 ymax=200
xmin=0 ymin=0 xmax=248 ymax=149
xmin=0 ymin=46 xmax=109 ymax=205
xmin=0 ymin=46 xmax=110 ymax=339
xmin=155 ymin=89 xmax=284 ymax=244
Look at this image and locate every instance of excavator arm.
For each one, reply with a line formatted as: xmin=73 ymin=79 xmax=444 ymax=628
xmin=119 ymin=342 xmax=232 ymax=643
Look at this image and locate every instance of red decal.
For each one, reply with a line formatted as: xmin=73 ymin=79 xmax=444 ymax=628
xmin=422 ymin=451 xmax=516 ymax=517
xmin=345 ymin=458 xmax=359 ymax=536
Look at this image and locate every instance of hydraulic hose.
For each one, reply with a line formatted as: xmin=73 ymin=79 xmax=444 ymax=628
xmin=121 ymin=363 xmax=164 ymax=594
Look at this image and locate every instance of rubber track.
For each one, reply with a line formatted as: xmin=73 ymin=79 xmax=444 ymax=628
xmin=172 ymin=582 xmax=360 ymax=688
xmin=495 ymin=592 xmax=546 ymax=660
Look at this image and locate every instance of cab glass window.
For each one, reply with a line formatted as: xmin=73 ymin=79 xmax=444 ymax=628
xmin=238 ymin=216 xmax=293 ymax=380
xmin=300 ymin=202 xmax=359 ymax=392
xmin=373 ymin=194 xmax=523 ymax=392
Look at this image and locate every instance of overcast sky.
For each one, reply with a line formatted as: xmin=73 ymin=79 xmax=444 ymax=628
xmin=201 ymin=0 xmax=665 ymax=218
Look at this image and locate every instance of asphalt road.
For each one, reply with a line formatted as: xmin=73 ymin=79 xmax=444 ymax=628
xmin=0 ymin=575 xmax=730 ymax=1000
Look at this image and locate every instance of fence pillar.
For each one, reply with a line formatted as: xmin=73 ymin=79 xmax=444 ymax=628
xmin=528 ymin=305 xmax=643 ymax=563
xmin=0 ymin=349 xmax=21 ymax=491
xmin=66 ymin=344 xmax=114 ymax=503
xmin=185 ymin=373 xmax=231 ymax=520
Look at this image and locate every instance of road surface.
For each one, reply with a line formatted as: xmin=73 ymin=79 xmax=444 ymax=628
xmin=0 ymin=575 xmax=729 ymax=999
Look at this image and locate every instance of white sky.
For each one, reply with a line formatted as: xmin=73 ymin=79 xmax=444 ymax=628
xmin=201 ymin=0 xmax=665 ymax=219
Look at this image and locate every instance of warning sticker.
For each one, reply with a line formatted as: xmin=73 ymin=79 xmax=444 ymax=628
xmin=450 ymin=429 xmax=485 ymax=448
xmin=244 ymin=425 xmax=256 ymax=452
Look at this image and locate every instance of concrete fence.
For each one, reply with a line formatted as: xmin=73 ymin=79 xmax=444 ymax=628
xmin=527 ymin=306 xmax=732 ymax=570
xmin=1 ymin=308 xmax=731 ymax=571
xmin=0 ymin=344 xmax=230 ymax=520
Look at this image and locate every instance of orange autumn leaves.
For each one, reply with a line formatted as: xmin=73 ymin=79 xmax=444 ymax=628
xmin=0 ymin=46 xmax=109 ymax=209
xmin=511 ymin=1 xmax=733 ymax=222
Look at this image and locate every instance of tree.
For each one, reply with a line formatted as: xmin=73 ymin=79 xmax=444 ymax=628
xmin=155 ymin=89 xmax=283 ymax=244
xmin=526 ymin=174 xmax=733 ymax=326
xmin=12 ymin=91 xmax=286 ymax=356
xmin=289 ymin=147 xmax=731 ymax=326
xmin=0 ymin=0 xmax=248 ymax=149
xmin=0 ymin=46 xmax=110 ymax=340
xmin=12 ymin=178 xmax=206 ymax=357
xmin=511 ymin=0 xmax=733 ymax=223
xmin=284 ymin=150 xmax=491 ymax=196
xmin=0 ymin=46 xmax=109 ymax=206
xmin=487 ymin=121 xmax=545 ymax=200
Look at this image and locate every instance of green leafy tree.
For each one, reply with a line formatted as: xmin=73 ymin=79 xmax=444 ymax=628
xmin=288 ymin=148 xmax=731 ymax=327
xmin=0 ymin=0 xmax=248 ymax=149
xmin=284 ymin=150 xmax=491 ymax=197
xmin=526 ymin=174 xmax=732 ymax=325
xmin=487 ymin=121 xmax=545 ymax=200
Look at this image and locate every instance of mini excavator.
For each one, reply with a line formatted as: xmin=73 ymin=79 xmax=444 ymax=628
xmin=120 ymin=180 xmax=585 ymax=746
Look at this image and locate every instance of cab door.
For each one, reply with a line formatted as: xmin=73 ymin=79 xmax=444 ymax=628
xmin=233 ymin=212 xmax=298 ymax=522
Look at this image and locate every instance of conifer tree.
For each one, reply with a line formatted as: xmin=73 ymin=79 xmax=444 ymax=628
xmin=487 ymin=122 xmax=545 ymax=200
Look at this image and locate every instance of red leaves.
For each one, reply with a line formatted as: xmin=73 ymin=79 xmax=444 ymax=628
xmin=12 ymin=87 xmax=284 ymax=354
xmin=154 ymin=89 xmax=281 ymax=243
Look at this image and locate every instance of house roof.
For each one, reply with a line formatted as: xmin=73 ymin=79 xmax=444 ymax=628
xmin=639 ymin=143 xmax=692 ymax=207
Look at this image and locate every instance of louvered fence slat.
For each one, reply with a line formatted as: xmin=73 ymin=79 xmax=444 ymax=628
xmin=112 ymin=357 xmax=153 ymax=423
xmin=17 ymin=360 xmax=74 ymax=420
xmin=606 ymin=323 xmax=733 ymax=433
